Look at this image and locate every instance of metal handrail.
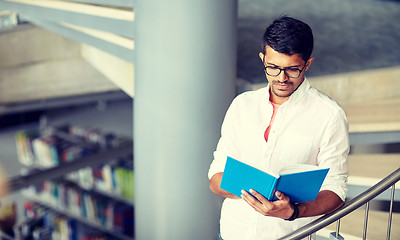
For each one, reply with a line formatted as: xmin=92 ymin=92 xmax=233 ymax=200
xmin=278 ymin=168 xmax=400 ymax=240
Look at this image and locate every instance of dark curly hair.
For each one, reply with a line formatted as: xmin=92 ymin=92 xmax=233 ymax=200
xmin=261 ymin=16 xmax=314 ymax=61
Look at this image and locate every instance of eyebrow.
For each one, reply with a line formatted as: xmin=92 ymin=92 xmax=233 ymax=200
xmin=266 ymin=62 xmax=302 ymax=68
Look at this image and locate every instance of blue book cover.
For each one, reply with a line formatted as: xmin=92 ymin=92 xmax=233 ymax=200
xmin=220 ymin=157 xmax=329 ymax=203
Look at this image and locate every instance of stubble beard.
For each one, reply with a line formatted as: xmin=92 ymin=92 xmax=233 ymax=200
xmin=271 ymin=81 xmax=294 ymax=98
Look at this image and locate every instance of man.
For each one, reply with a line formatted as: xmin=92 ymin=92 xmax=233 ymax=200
xmin=208 ymin=16 xmax=349 ymax=239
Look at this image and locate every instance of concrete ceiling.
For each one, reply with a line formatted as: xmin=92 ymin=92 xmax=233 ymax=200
xmin=0 ymin=0 xmax=134 ymax=114
xmin=0 ymin=24 xmax=133 ymax=113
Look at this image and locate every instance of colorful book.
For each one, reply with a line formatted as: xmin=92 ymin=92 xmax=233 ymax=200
xmin=220 ymin=157 xmax=330 ymax=203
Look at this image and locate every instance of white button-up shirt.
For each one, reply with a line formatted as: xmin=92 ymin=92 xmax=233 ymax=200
xmin=208 ymin=79 xmax=349 ymax=240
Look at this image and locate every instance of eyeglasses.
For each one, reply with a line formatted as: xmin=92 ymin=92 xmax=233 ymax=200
xmin=264 ymin=64 xmax=307 ymax=78
xmin=262 ymin=55 xmax=308 ymax=78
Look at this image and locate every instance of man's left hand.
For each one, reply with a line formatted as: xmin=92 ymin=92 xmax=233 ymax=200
xmin=241 ymin=189 xmax=294 ymax=219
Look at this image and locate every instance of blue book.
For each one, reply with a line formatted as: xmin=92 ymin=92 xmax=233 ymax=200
xmin=220 ymin=157 xmax=330 ymax=203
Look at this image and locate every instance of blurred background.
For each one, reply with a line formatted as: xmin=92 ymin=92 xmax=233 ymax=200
xmin=0 ymin=0 xmax=399 ymax=239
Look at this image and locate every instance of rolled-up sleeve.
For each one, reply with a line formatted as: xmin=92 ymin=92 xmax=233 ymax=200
xmin=208 ymin=97 xmax=241 ymax=180
xmin=318 ymin=108 xmax=349 ymax=201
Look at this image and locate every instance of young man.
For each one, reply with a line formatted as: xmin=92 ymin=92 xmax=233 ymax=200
xmin=208 ymin=16 xmax=349 ymax=239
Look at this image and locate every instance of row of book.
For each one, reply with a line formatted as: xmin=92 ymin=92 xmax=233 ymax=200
xmin=67 ymin=157 xmax=134 ymax=201
xmin=16 ymin=124 xmax=134 ymax=200
xmin=15 ymin=125 xmax=130 ymax=168
xmin=22 ymin=180 xmax=134 ymax=238
xmin=18 ymin=202 xmax=116 ymax=240
xmin=16 ymin=124 xmax=134 ymax=238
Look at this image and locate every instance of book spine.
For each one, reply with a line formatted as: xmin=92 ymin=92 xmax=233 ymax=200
xmin=15 ymin=129 xmax=40 ymax=166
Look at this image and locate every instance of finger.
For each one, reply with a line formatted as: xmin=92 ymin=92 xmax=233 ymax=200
xmin=241 ymin=190 xmax=263 ymax=208
xmin=250 ymin=189 xmax=268 ymax=203
xmin=275 ymin=191 xmax=290 ymax=203
xmin=249 ymin=189 xmax=271 ymax=206
xmin=241 ymin=190 xmax=265 ymax=214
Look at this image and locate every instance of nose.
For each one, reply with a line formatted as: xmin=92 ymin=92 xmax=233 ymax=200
xmin=277 ymin=70 xmax=289 ymax=82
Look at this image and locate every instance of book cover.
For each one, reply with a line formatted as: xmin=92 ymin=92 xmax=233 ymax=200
xmin=220 ymin=157 xmax=329 ymax=203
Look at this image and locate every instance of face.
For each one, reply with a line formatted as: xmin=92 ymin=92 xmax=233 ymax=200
xmin=260 ymin=46 xmax=314 ymax=104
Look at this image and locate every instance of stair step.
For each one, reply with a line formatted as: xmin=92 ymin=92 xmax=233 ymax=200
xmin=344 ymin=98 xmax=400 ymax=133
xmin=349 ymin=154 xmax=400 ymax=179
xmin=347 ymin=153 xmax=400 ymax=201
xmin=348 ymin=153 xmax=400 ymax=188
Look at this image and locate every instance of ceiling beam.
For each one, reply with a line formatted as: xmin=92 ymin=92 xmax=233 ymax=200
xmin=0 ymin=0 xmax=135 ymax=39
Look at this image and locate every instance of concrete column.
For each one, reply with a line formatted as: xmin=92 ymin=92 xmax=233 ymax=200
xmin=134 ymin=1 xmax=237 ymax=239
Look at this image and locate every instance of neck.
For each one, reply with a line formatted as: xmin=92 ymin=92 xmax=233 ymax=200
xmin=269 ymin=91 xmax=288 ymax=105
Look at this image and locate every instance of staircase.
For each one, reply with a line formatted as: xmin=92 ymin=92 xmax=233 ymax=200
xmin=317 ymin=154 xmax=400 ymax=240
xmin=318 ymin=208 xmax=399 ymax=240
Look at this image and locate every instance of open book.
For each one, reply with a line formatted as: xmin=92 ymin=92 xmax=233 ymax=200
xmin=220 ymin=157 xmax=329 ymax=203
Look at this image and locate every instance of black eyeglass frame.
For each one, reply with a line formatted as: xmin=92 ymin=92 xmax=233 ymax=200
xmin=262 ymin=55 xmax=308 ymax=79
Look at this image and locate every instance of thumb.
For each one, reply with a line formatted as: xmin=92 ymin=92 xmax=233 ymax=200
xmin=275 ymin=191 xmax=290 ymax=202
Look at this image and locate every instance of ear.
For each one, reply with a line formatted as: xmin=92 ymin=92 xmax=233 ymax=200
xmin=305 ymin=57 xmax=314 ymax=71
xmin=259 ymin=52 xmax=265 ymax=62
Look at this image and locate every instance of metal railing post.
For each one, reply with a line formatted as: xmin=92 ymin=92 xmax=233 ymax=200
xmin=363 ymin=202 xmax=370 ymax=240
xmin=335 ymin=219 xmax=341 ymax=238
xmin=386 ymin=184 xmax=395 ymax=240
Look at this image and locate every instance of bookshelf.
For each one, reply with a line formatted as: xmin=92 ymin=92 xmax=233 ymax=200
xmin=21 ymin=194 xmax=133 ymax=240
xmin=5 ymin=124 xmax=134 ymax=239
xmin=6 ymin=143 xmax=132 ymax=194
xmin=19 ymin=200 xmax=131 ymax=240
